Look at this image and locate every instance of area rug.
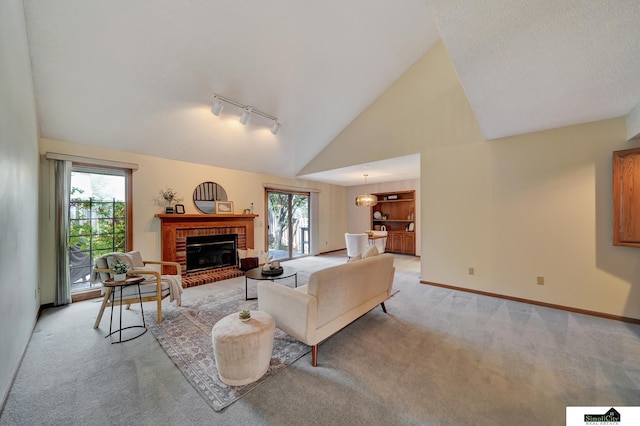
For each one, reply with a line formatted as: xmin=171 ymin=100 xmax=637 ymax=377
xmin=143 ymin=282 xmax=310 ymax=412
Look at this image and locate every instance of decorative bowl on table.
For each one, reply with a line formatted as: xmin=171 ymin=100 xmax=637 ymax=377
xmin=261 ymin=262 xmax=284 ymax=276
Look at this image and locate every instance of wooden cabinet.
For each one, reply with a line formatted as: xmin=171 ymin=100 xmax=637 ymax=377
xmin=371 ymin=190 xmax=415 ymax=255
xmin=387 ymin=232 xmax=414 ymax=255
xmin=402 ymin=233 xmax=415 ymax=254
xmin=389 ymin=233 xmax=403 ymax=252
xmin=614 ymin=147 xmax=640 ymax=247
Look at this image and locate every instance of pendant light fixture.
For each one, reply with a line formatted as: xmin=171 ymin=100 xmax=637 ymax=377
xmin=355 ymin=174 xmax=378 ymax=207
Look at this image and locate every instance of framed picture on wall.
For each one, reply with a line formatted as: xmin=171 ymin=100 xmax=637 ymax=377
xmin=215 ymin=201 xmax=234 ymax=214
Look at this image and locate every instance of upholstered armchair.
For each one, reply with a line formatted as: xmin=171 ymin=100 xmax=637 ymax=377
xmin=344 ymin=233 xmax=368 ymax=259
xmin=92 ymin=251 xmax=183 ymax=328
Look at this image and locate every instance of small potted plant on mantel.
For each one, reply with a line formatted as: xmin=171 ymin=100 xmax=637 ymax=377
xmin=112 ymin=260 xmax=130 ymax=282
xmin=238 ymin=310 xmax=251 ymax=322
xmin=159 ymin=187 xmax=183 ymax=214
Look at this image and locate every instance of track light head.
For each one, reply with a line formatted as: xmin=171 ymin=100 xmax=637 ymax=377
xmin=240 ymin=106 xmax=253 ymax=125
xmin=211 ymin=96 xmax=224 ymax=116
xmin=271 ymin=121 xmax=281 ymax=135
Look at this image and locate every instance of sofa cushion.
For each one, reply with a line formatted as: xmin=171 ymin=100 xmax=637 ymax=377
xmin=308 ymin=253 xmax=394 ymax=328
xmin=362 ymin=245 xmax=379 ymax=259
xmin=95 ymin=251 xmax=147 ymax=283
xmin=347 ymin=254 xmax=362 ymax=263
xmin=240 ymin=257 xmax=259 ymax=271
xmin=108 ymin=280 xmax=170 ymax=299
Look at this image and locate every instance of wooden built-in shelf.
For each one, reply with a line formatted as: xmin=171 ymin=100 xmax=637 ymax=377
xmin=370 ymin=190 xmax=416 ymax=255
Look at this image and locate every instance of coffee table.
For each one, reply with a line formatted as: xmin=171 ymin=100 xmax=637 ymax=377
xmin=244 ymin=266 xmax=298 ymax=300
xmin=103 ymin=274 xmax=147 ymax=343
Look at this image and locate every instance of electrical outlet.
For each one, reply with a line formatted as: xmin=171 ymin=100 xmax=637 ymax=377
xmin=537 ymin=276 xmax=544 ymax=285
xmin=468 ymin=267 xmax=474 ymax=275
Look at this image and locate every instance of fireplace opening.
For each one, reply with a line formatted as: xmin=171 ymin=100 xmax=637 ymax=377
xmin=186 ymin=234 xmax=238 ymax=273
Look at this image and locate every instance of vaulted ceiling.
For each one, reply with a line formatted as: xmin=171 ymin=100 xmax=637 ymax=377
xmin=23 ymin=1 xmax=640 ymax=186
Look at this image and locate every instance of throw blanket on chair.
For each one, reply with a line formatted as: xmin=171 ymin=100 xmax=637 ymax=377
xmin=161 ymin=275 xmax=183 ymax=305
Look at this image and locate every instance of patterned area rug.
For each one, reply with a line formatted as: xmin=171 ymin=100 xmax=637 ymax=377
xmin=143 ymin=282 xmax=310 ymax=412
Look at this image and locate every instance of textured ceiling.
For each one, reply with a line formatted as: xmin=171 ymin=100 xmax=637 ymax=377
xmin=22 ymin=1 xmax=640 ymax=186
xmin=429 ymin=0 xmax=640 ymax=140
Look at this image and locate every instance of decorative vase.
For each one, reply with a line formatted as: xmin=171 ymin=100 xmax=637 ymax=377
xmin=165 ymin=206 xmax=174 ymax=214
xmin=114 ymin=273 xmax=127 ymax=281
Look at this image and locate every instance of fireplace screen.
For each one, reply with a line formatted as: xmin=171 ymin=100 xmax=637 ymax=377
xmin=186 ymin=234 xmax=238 ymax=273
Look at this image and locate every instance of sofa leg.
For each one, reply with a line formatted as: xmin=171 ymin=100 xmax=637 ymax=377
xmin=380 ymin=302 xmax=387 ymax=313
xmin=311 ymin=345 xmax=318 ymax=367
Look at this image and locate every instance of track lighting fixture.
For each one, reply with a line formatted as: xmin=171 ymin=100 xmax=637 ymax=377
xmin=211 ymin=94 xmax=281 ymax=134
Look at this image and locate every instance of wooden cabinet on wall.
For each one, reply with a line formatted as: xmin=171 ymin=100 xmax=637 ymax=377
xmin=613 ymin=147 xmax=640 ymax=247
xmin=371 ymin=190 xmax=416 ymax=255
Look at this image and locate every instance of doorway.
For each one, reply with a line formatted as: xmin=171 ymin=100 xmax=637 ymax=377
xmin=266 ymin=190 xmax=310 ymax=261
xmin=68 ymin=167 xmax=130 ymax=299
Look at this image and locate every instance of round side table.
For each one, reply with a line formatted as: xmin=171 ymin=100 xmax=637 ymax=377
xmin=211 ymin=310 xmax=275 ymax=386
xmin=103 ymin=275 xmax=147 ymax=344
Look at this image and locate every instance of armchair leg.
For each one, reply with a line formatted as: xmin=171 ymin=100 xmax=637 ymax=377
xmin=311 ymin=345 xmax=318 ymax=367
xmin=380 ymin=302 xmax=387 ymax=313
xmin=157 ymin=296 xmax=163 ymax=324
xmin=93 ymin=288 xmax=112 ymax=329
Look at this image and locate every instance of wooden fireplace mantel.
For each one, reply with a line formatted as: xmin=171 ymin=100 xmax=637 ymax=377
xmin=155 ymin=213 xmax=259 ymax=277
xmin=155 ymin=213 xmax=258 ymax=222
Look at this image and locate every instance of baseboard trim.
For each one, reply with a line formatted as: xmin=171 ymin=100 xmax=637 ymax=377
xmin=420 ymin=280 xmax=640 ymax=325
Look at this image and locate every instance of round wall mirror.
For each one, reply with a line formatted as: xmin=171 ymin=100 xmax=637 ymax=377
xmin=193 ymin=182 xmax=228 ymax=214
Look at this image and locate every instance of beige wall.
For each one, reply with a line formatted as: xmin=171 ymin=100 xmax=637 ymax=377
xmin=38 ymin=138 xmax=347 ymax=304
xmin=304 ymin=41 xmax=640 ymax=319
xmin=0 ymin=0 xmax=41 ymax=405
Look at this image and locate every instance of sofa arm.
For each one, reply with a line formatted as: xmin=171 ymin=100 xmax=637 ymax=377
xmin=257 ymin=281 xmax=317 ymax=345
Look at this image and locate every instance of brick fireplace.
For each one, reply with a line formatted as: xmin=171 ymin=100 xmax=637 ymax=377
xmin=155 ymin=213 xmax=258 ymax=288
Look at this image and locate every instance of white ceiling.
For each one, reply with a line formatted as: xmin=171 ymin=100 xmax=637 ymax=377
xmin=22 ymin=1 xmax=640 ymax=186
xmin=429 ymin=0 xmax=640 ymax=140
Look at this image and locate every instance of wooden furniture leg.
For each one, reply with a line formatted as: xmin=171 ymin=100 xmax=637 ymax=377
xmin=93 ymin=288 xmax=113 ymax=329
xmin=311 ymin=344 xmax=318 ymax=367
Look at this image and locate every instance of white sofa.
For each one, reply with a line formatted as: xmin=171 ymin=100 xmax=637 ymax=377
xmin=257 ymin=252 xmax=395 ymax=366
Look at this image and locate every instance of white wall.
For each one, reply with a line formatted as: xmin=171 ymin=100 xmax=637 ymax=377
xmin=0 ymin=0 xmax=40 ymax=406
xmin=38 ymin=138 xmax=348 ymax=304
xmin=304 ymin=41 xmax=640 ymax=320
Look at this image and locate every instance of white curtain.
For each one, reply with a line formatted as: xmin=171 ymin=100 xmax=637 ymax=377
xmin=54 ymin=160 xmax=72 ymax=306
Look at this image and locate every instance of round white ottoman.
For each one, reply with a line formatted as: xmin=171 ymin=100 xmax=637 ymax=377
xmin=211 ymin=310 xmax=275 ymax=386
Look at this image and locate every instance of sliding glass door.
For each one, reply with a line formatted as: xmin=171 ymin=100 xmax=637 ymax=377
xmin=69 ymin=167 xmax=130 ymax=297
xmin=266 ymin=190 xmax=310 ymax=261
